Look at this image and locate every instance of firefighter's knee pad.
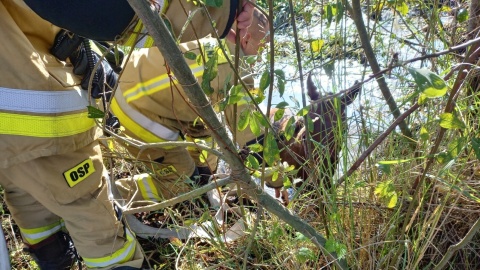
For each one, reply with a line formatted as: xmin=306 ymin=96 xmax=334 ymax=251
xmin=23 ymin=231 xmax=79 ymax=270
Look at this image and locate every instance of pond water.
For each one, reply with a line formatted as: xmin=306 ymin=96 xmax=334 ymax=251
xmin=251 ymin=4 xmax=456 ymax=179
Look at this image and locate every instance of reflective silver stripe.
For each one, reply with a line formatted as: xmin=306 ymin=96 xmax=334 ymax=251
xmin=0 ymin=87 xmax=89 ymax=113
xmin=20 ymin=222 xmax=64 ymax=243
xmin=136 ymin=174 xmax=161 ymax=201
xmin=114 ymin=90 xmax=179 ymax=141
xmin=83 ymin=229 xmax=136 ymax=268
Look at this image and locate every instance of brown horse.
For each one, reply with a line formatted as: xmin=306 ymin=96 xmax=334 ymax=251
xmin=269 ymin=73 xmax=361 ymax=191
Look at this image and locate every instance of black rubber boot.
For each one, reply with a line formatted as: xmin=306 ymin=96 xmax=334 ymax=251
xmin=23 ymin=231 xmax=79 ymax=270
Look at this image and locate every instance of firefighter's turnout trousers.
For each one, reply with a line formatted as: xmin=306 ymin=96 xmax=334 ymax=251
xmin=0 ymin=1 xmax=145 ymax=268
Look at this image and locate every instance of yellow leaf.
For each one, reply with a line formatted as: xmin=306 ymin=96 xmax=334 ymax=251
xmin=311 ymin=39 xmax=325 ymax=53
xmin=396 ymin=2 xmax=408 ymax=16
xmin=387 ymin=193 xmax=398 ymax=208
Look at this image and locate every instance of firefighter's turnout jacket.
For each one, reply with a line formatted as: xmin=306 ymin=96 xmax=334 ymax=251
xmin=0 ymin=0 xmax=240 ymax=268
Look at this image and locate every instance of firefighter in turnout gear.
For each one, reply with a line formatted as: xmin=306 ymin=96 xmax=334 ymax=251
xmin=113 ymin=34 xmax=269 ymax=202
xmin=112 ymin=7 xmax=269 ymax=202
xmin=0 ymin=0 xmax=258 ymax=269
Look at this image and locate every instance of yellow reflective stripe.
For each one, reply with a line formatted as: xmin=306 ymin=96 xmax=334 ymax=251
xmin=83 ymin=229 xmax=137 ymax=268
xmin=123 ymin=62 xmax=203 ymax=103
xmin=110 ymin=99 xmax=179 ymax=149
xmin=20 ymin=221 xmax=65 ymax=245
xmin=136 ymin=174 xmax=162 ymax=202
xmin=123 ymin=21 xmax=155 ymax=48
xmin=123 ymin=0 xmax=168 ymax=48
xmin=110 ymin=99 xmax=163 ymax=142
xmin=0 ymin=111 xmax=95 ymax=138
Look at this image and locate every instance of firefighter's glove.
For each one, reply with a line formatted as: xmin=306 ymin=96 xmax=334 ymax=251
xmin=80 ymin=53 xmax=118 ymax=100
xmin=106 ymin=112 xmax=121 ymax=133
xmin=50 ymin=29 xmax=83 ymax=61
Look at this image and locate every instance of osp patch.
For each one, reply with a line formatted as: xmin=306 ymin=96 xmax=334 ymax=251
xmin=63 ymin=158 xmax=96 ymax=187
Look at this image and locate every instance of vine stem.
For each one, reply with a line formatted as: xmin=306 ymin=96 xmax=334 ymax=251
xmin=125 ymin=1 xmax=348 ymax=268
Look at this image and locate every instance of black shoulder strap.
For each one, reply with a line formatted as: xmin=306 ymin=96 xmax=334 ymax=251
xmin=25 ymin=0 xmax=135 ymax=41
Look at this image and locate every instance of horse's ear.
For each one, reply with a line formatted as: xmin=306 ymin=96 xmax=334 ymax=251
xmin=307 ymin=73 xmax=320 ymax=101
xmin=342 ymin=80 xmax=361 ymax=105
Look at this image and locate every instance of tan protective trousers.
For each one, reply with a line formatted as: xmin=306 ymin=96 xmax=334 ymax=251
xmin=0 ymin=141 xmax=143 ymax=269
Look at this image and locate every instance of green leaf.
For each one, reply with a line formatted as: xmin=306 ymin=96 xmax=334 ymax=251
xmin=274 ymin=108 xmax=285 ymax=122
xmin=418 ymin=93 xmax=428 ymax=105
xmin=376 ymin=163 xmax=391 ymax=175
xmin=230 ymin=84 xmax=242 ymax=95
xmin=306 ymin=116 xmax=314 ymax=133
xmin=205 ymin=0 xmax=223 ymax=7
xmin=447 ymin=137 xmax=466 ymax=159
xmin=396 ymin=1 xmax=408 ymax=16
xmin=420 ymin=126 xmax=429 ymax=141
xmin=325 ymin=238 xmax=347 ymax=259
xmin=472 ymin=138 xmax=480 ymax=161
xmin=203 ymin=53 xmax=218 ymax=81
xmin=259 ymin=70 xmax=270 ymax=91
xmin=250 ymin=114 xmax=261 ymax=136
xmin=263 ymin=133 xmax=280 ymax=166
xmin=297 ymin=106 xmax=310 ymax=116
xmin=407 ymin=67 xmax=447 ymax=98
xmin=272 ymin=170 xmax=279 ymax=181
xmin=217 ymin=99 xmax=227 ymax=111
xmin=335 ymin=1 xmax=344 ymax=22
xmin=282 ymin=175 xmax=292 ymax=189
xmin=284 ymin=117 xmax=296 ymax=141
xmin=238 ymin=110 xmax=250 ymax=131
xmin=246 ymin=154 xmax=260 ymax=170
xmin=456 ymin=8 xmax=468 ymax=23
xmin=274 ymin=69 xmax=285 ymax=80
xmin=87 ymin=106 xmax=105 ymax=119
xmin=387 ymin=193 xmax=398 ymax=208
xmin=201 ymin=52 xmax=218 ymax=95
xmin=439 ymin=113 xmax=466 ymax=130
xmin=294 ymin=232 xmax=308 ymax=242
xmin=276 ymin=101 xmax=289 ymax=109
xmin=296 ymin=247 xmax=316 ymax=263
xmin=184 ymin=51 xmax=197 ymax=60
xmin=247 ymin=143 xmax=263 ymax=153
xmin=277 ymin=77 xmax=285 ymax=97
xmin=253 ymin=111 xmax=268 ymax=127
xmin=201 ymin=79 xmax=214 ymax=95
xmin=436 ymin=151 xmax=450 ymax=164
xmin=378 ymin=159 xmax=416 ymax=165
xmin=267 ymin=223 xmax=283 ymax=244
xmin=228 ymin=85 xmax=245 ymax=104
xmin=310 ymin=39 xmax=325 ymax=53
xmin=246 ymin=55 xmax=257 ymax=65
xmin=374 ymin=180 xmax=398 ymax=208
xmin=325 ymin=4 xmax=333 ymax=27
xmin=227 ymin=93 xmax=243 ymax=104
